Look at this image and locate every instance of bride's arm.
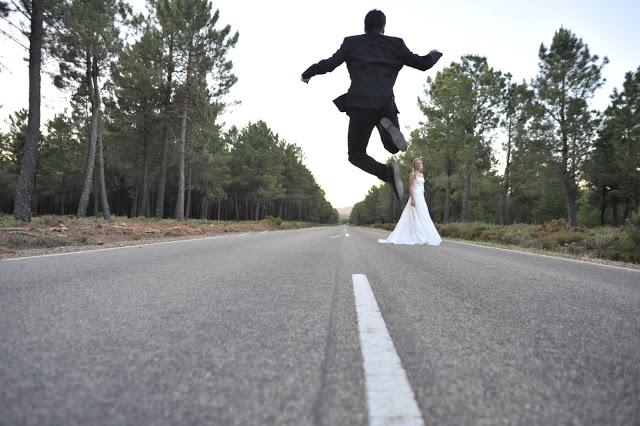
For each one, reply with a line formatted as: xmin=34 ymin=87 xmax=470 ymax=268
xmin=408 ymin=172 xmax=416 ymax=207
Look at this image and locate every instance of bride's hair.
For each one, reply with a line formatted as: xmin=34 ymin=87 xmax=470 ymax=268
xmin=413 ymin=158 xmax=423 ymax=171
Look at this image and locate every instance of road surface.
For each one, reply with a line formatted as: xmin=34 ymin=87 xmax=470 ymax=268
xmin=1 ymin=226 xmax=639 ymax=425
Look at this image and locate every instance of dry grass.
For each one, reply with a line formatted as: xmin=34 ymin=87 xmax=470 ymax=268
xmin=0 ymin=214 xmax=319 ymax=257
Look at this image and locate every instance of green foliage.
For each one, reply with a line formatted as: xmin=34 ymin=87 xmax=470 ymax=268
xmin=614 ymin=214 xmax=640 ymax=262
xmin=227 ymin=121 xmax=337 ymax=223
xmin=352 ymin=27 xmax=632 ymax=231
xmin=534 ymin=27 xmax=608 ymax=226
xmin=584 ymin=67 xmax=640 ymax=225
xmin=416 ymin=55 xmax=505 ymax=222
xmin=5 ymin=16 xmax=636 ymax=231
xmin=434 ymin=220 xmax=637 ymax=263
xmin=265 ymin=215 xmax=282 ymax=226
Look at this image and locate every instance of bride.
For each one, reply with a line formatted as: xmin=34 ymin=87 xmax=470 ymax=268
xmin=378 ymin=158 xmax=442 ymax=245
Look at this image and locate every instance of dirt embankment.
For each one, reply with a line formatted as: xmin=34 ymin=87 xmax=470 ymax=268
xmin=0 ymin=215 xmax=312 ymax=258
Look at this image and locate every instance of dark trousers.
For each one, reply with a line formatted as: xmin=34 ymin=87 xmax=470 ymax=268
xmin=347 ymin=107 xmax=400 ymax=183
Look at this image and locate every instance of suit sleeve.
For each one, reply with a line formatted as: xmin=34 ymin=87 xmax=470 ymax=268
xmin=301 ymin=38 xmax=348 ymax=80
xmin=399 ymin=40 xmax=442 ymax=71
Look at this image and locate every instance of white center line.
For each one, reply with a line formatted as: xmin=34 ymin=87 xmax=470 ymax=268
xmin=352 ymin=274 xmax=425 ymax=426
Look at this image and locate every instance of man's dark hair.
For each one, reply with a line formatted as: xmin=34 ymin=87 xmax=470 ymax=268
xmin=364 ymin=9 xmax=386 ymax=34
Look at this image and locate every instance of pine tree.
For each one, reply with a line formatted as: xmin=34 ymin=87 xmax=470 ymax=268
xmin=534 ymin=27 xmax=608 ymax=226
xmin=164 ymin=0 xmax=237 ymax=221
xmin=50 ymin=0 xmax=129 ymax=219
xmin=500 ymin=76 xmax=533 ymax=224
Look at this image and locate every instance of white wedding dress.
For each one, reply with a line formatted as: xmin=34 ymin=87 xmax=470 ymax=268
xmin=378 ymin=174 xmax=442 ymax=245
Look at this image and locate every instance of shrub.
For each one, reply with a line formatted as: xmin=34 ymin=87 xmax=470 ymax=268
xmin=6 ymin=233 xmax=28 ymax=249
xmin=265 ymin=215 xmax=282 ymax=227
xmin=0 ymin=214 xmax=20 ymax=228
xmin=34 ymin=235 xmax=66 ymax=248
xmin=552 ymin=230 xmax=585 ymax=245
xmin=535 ymin=236 xmax=559 ymax=250
xmin=614 ymin=214 xmax=640 ymax=262
xmin=500 ymin=225 xmax=537 ymax=245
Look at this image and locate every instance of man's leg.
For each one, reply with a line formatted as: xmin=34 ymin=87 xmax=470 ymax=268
xmin=378 ymin=99 xmax=407 ymax=152
xmin=378 ymin=114 xmax=407 ymax=152
xmin=377 ymin=113 xmax=401 ymax=154
xmin=347 ymin=109 xmax=389 ymax=182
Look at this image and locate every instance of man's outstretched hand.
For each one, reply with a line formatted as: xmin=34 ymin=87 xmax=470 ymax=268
xmin=427 ymin=49 xmax=443 ymax=67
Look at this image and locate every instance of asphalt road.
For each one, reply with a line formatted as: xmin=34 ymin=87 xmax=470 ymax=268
xmin=1 ymin=226 xmax=639 ymax=425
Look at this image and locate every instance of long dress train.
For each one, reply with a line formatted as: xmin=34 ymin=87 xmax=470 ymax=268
xmin=378 ymin=174 xmax=442 ymax=245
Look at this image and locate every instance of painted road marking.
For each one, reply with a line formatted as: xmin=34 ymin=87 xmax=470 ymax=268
xmin=352 ymin=274 xmax=424 ymax=426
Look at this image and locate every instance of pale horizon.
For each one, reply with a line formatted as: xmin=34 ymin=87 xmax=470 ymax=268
xmin=1 ymin=0 xmax=639 ymax=209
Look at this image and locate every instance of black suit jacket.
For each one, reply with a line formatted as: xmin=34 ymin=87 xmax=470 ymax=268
xmin=302 ymin=34 xmax=442 ymax=113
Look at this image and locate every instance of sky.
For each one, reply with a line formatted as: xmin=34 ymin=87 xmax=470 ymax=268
xmin=1 ymin=0 xmax=639 ymax=208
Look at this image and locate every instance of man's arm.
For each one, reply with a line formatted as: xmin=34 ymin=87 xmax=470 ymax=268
xmin=301 ymin=38 xmax=348 ymax=83
xmin=399 ymin=40 xmax=442 ymax=71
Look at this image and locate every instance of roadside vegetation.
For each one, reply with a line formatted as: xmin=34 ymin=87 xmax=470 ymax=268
xmin=368 ymin=216 xmax=640 ymax=264
xmin=0 ymin=214 xmax=319 ymax=257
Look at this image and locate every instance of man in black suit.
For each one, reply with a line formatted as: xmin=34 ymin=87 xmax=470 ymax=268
xmin=301 ymin=9 xmax=442 ymax=199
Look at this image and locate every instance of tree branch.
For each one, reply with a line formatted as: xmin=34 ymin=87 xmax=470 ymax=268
xmin=9 ymin=0 xmax=28 ymax=18
xmin=0 ymin=14 xmax=27 ymax=36
xmin=540 ymin=103 xmax=561 ymax=124
xmin=0 ymin=26 xmax=27 ymax=49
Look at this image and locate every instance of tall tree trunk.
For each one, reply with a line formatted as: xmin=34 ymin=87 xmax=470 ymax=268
xmin=175 ymin=45 xmax=192 ymax=221
xmin=623 ymin=202 xmax=630 ymax=222
xmin=443 ymin=174 xmax=452 ymax=223
xmin=217 ymin=199 xmax=221 ymax=221
xmin=560 ymin=124 xmax=579 ymax=227
xmin=254 ymin=197 xmax=260 ymax=221
xmin=500 ymin=134 xmax=512 ymax=225
xmin=565 ymin=183 xmax=578 ymax=226
xmin=600 ymin=187 xmax=607 ymax=226
xmin=155 ymin=126 xmax=169 ymax=218
xmin=234 ymin=194 xmax=239 ymax=220
xmin=97 ymin=112 xmax=110 ymax=221
xmin=141 ymin=123 xmax=150 ymax=217
xmin=155 ymin=36 xmax=174 ymax=218
xmin=14 ymin=0 xmax=43 ymax=222
xmin=612 ymin=202 xmax=619 ymax=226
xmin=185 ymin=160 xmax=192 ymax=219
xmin=461 ymin=170 xmax=471 ymax=223
xmin=499 ymin=189 xmax=508 ymax=226
xmin=77 ymin=55 xmax=100 ymax=218
xmin=130 ymin=184 xmax=139 ymax=218
xmin=175 ymin=97 xmax=187 ymax=221
xmin=92 ymin=170 xmax=99 ymax=216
